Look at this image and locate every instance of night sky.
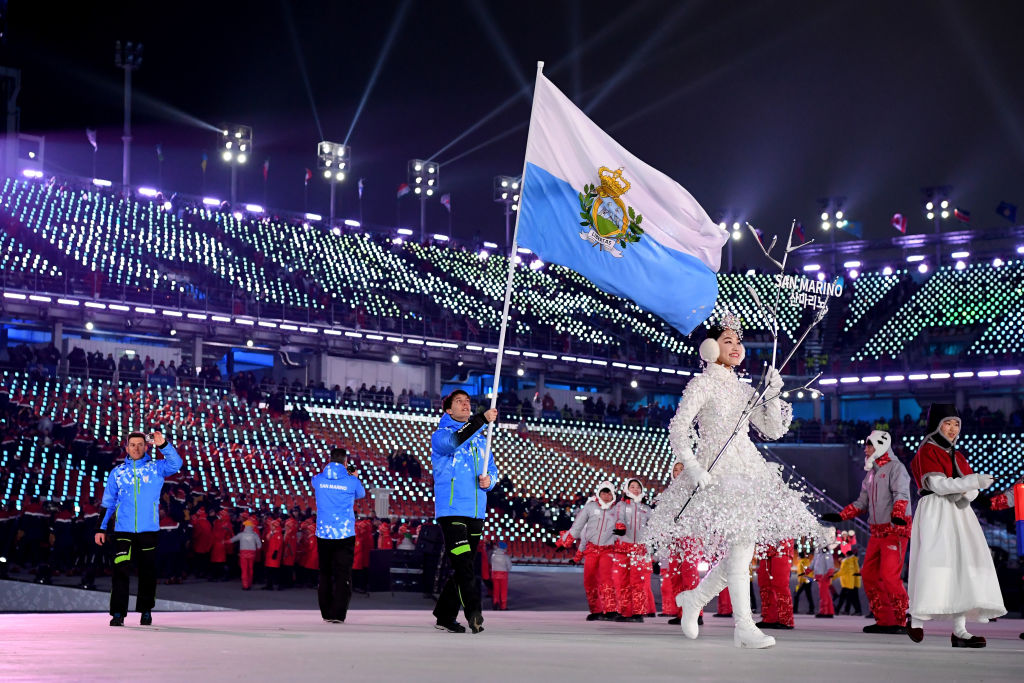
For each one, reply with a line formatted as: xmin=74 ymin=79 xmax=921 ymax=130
xmin=4 ymin=0 xmax=1024 ymax=264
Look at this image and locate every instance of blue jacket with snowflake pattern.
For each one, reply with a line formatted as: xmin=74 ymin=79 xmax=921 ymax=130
xmin=100 ymin=443 xmax=183 ymax=533
xmin=312 ymin=463 xmax=366 ymax=539
xmin=431 ymin=413 xmax=499 ymax=520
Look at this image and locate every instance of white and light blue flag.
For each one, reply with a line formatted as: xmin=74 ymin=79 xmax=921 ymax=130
xmin=517 ymin=72 xmax=728 ymax=334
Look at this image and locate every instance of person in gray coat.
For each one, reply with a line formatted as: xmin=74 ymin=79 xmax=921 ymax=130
xmin=823 ymin=430 xmax=912 ymax=634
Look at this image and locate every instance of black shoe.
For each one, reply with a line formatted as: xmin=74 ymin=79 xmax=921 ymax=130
xmin=657 ymin=612 xmax=671 ymax=617
xmin=863 ymin=624 xmax=904 ymax=634
xmin=1018 ymin=632 xmax=1023 ymax=640
xmin=109 ymin=614 xmax=124 ymax=627
xmin=140 ymin=612 xmax=152 ymax=626
xmin=586 ymin=613 xmax=601 ymax=622
xmin=697 ymin=615 xmax=704 ymax=626
xmin=713 ymin=612 xmax=732 ymax=618
xmin=906 ymin=616 xmax=924 ymax=643
xmin=615 ymin=615 xmax=643 ymax=623
xmin=644 ymin=612 xmax=656 ymax=618
xmin=815 ymin=613 xmax=834 ymax=618
xmin=598 ymin=612 xmax=619 ymax=621
xmin=435 ymin=620 xmax=466 ymax=633
xmin=755 ymin=620 xmax=772 ymax=628
xmin=667 ymin=616 xmax=681 ymax=625
xmin=467 ymin=613 xmax=484 ymax=634
xmin=951 ymin=633 xmax=986 ymax=648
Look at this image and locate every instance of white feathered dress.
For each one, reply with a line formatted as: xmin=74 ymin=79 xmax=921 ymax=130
xmin=644 ymin=362 xmax=828 ymax=561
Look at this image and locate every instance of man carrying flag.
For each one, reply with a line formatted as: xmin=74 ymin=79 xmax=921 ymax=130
xmin=515 ymin=65 xmax=728 ymax=335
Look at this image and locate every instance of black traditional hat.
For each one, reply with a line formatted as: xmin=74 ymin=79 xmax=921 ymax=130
xmin=925 ymin=403 xmax=960 ymax=434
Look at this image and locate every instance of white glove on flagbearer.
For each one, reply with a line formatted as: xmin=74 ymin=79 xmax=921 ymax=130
xmin=766 ymin=367 xmax=784 ymax=391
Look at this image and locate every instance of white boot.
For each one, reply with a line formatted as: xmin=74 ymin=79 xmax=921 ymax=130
xmin=676 ymin=590 xmax=702 ymax=639
xmin=726 ymin=544 xmax=775 ymax=649
xmin=676 ymin=558 xmax=728 ymax=639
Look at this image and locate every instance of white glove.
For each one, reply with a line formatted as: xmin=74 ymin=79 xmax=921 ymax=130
xmin=685 ymin=460 xmax=713 ymax=489
xmin=766 ymin=367 xmax=784 ymax=391
xmin=974 ymin=473 xmax=995 ymax=490
xmin=955 ymin=493 xmax=976 ymax=509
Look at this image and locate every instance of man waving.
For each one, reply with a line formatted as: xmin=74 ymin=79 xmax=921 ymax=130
xmin=96 ymin=430 xmax=182 ymax=627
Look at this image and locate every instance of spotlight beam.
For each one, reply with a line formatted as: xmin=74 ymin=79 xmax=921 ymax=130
xmin=281 ymin=0 xmax=325 ymax=140
xmin=607 ymin=7 xmax=836 ymax=132
xmin=439 ymin=121 xmax=528 ymax=166
xmin=428 ymin=1 xmax=652 ymax=161
xmin=584 ymin=2 xmax=697 ymax=114
xmin=467 ymin=0 xmax=530 ymax=93
xmin=428 ymin=91 xmax=526 ymax=160
xmin=32 ymin=52 xmax=222 ymax=133
xmin=344 ymin=0 xmax=412 ymax=145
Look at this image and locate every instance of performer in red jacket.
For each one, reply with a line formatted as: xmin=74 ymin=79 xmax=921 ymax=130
xmin=262 ymin=518 xmax=284 ymax=590
xmin=906 ymin=404 xmax=1006 ymax=648
xmin=352 ymin=517 xmax=374 ymax=593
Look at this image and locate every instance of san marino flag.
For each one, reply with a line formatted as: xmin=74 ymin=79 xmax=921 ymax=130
xmin=517 ymin=68 xmax=728 ymax=335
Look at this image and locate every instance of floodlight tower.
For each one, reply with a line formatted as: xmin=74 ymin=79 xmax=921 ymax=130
xmin=220 ymin=124 xmax=253 ymax=205
xmin=318 ymin=141 xmax=350 ymax=227
xmin=115 ymin=41 xmax=143 ymax=191
xmin=493 ymin=175 xmax=521 ymax=252
xmin=408 ymin=159 xmax=439 ymax=241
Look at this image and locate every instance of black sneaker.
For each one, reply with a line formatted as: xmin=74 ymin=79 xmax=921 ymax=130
xmin=467 ymin=613 xmax=485 ymax=634
xmin=435 ymin=620 xmax=466 ymax=633
xmin=140 ymin=612 xmax=152 ymax=626
xmin=109 ymin=614 xmax=124 ymax=627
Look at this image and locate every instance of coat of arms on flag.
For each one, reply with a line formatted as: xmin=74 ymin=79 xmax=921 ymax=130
xmin=578 ymin=167 xmax=644 ymax=258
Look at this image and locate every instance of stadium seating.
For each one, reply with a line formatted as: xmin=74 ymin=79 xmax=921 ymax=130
xmin=852 ymin=261 xmax=1024 ymax=361
xmin=4 ymin=177 xmax=1024 ymax=367
xmin=843 ymin=270 xmax=906 ymax=333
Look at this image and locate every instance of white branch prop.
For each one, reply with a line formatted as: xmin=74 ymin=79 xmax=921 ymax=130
xmin=674 ymin=221 xmax=832 ymax=522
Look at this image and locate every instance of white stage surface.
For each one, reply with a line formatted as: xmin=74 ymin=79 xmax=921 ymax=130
xmin=2 ymin=610 xmax=1021 ymax=682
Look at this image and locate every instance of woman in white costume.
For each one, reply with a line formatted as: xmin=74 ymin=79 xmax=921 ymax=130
xmin=906 ymin=403 xmax=1006 ymax=648
xmin=644 ymin=314 xmax=831 ymax=649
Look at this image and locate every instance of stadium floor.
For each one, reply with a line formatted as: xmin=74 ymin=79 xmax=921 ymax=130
xmin=3 ymin=609 xmax=1022 ymax=682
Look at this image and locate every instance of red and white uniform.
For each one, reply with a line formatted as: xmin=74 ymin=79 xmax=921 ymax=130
xmin=836 ymin=430 xmax=913 ymax=628
xmin=490 ymin=544 xmax=511 ymax=610
xmin=611 ymin=482 xmax=652 ymax=618
xmin=908 ymin=426 xmax=1006 ymax=625
xmin=560 ymin=481 xmax=619 ymax=615
xmin=811 ymin=545 xmax=836 ymax=616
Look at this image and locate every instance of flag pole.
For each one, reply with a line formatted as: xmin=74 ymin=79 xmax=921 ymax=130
xmin=481 ymin=61 xmax=544 ymax=476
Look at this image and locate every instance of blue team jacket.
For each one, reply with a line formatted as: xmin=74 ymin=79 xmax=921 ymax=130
xmin=431 ymin=413 xmax=499 ymax=520
xmin=100 ymin=443 xmax=183 ymax=533
xmin=311 ymin=463 xmax=366 ymax=539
